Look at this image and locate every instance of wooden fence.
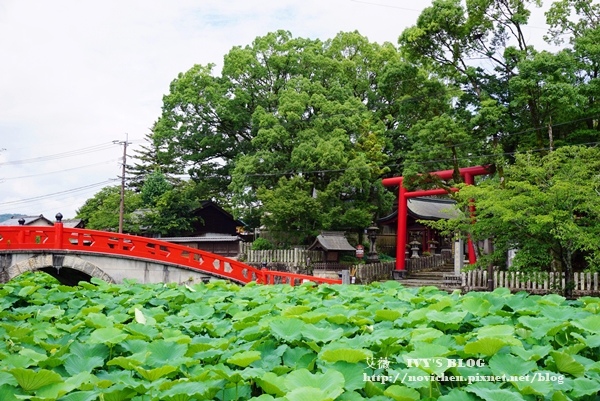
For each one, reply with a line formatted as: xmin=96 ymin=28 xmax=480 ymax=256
xmin=239 ymin=245 xmax=323 ymax=266
xmin=354 ymin=262 xmax=396 ymax=284
xmin=451 ymin=269 xmax=600 ymax=296
xmin=405 ymin=251 xmax=453 ymax=273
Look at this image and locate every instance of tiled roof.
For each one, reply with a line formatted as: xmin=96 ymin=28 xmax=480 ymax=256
xmin=309 ymin=231 xmax=356 ymax=251
xmin=378 ymin=197 xmax=460 ymax=224
xmin=407 ymin=197 xmax=459 ymax=220
xmin=0 ymin=215 xmax=53 ymax=226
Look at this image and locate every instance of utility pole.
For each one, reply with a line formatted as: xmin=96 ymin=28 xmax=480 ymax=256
xmin=113 ymin=134 xmax=131 ymax=234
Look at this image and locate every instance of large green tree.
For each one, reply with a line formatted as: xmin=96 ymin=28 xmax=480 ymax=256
xmin=151 ymin=31 xmax=422 ymax=241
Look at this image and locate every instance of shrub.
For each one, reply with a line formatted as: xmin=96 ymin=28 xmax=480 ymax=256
xmin=251 ymin=237 xmax=274 ymax=250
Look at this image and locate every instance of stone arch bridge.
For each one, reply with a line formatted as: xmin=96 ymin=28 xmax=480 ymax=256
xmin=0 ymin=223 xmax=340 ymax=286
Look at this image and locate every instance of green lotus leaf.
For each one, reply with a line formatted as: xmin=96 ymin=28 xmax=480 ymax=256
xmin=550 ymin=351 xmax=585 ymax=377
xmin=227 ymin=350 xmax=262 ymax=367
xmin=146 ymin=340 xmax=189 ymax=367
xmin=465 ymin=382 xmax=526 ymax=401
xmin=301 ymin=324 xmax=344 ymax=343
xmin=10 ymin=368 xmax=63 ymax=391
xmin=374 ymin=309 xmax=402 ymax=322
xmin=19 ymin=348 xmax=48 ymax=364
xmin=56 ymin=390 xmax=98 ymax=401
xmin=160 ymin=380 xmax=217 ymax=399
xmin=100 ymin=388 xmax=139 ymax=401
xmin=255 ymin=372 xmax=288 ymax=396
xmin=284 ymin=368 xmax=344 ymax=399
xmin=536 ymin=294 xmax=566 ymax=306
xmin=403 ymin=343 xmax=450 ymax=360
xmin=106 ymin=356 xmax=142 ymax=370
xmin=463 ymin=337 xmax=515 ymax=356
xmin=410 ymin=327 xmax=444 ymax=342
xmin=427 ymin=310 xmax=467 ymax=325
xmin=477 ymin=325 xmax=515 ymax=338
xmin=438 ymin=388 xmax=478 ymax=401
xmin=89 ymin=327 xmax=128 ymax=345
xmin=269 ymin=317 xmax=305 ymax=342
xmin=282 ymin=305 xmax=312 ymax=317
xmin=135 ymin=365 xmax=177 ymax=381
xmin=0 ymin=384 xmax=20 ymax=400
xmin=186 ymin=304 xmax=215 ymax=320
xmin=510 ymin=345 xmax=552 ymax=361
xmin=329 ymin=361 xmax=367 ymax=392
xmin=320 ymin=347 xmax=372 ymax=364
xmin=326 ymin=314 xmax=349 ymax=325
xmin=571 ymin=377 xmax=600 ymax=398
xmin=285 ymin=387 xmax=335 ymax=401
xmin=298 ymin=311 xmax=327 ymax=324
xmin=488 ymin=354 xmax=536 ymax=377
xmin=18 ymin=285 xmax=38 ymax=297
xmin=383 ymin=385 xmax=420 ymax=401
xmin=124 ymin=322 xmax=159 ymax=340
xmin=85 ymin=313 xmax=113 ymax=329
xmin=64 ymin=354 xmax=105 ymax=376
xmin=572 ymin=315 xmax=600 ymax=334
xmin=511 ymin=377 xmax=554 ymax=396
xmin=461 ymin=296 xmax=492 ymax=317
xmin=283 ymin=347 xmax=316 ymax=370
xmin=68 ymin=342 xmax=109 ymax=360
xmin=247 ymin=395 xmax=276 ymax=401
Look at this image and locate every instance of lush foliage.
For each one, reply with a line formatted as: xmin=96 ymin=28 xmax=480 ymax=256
xmin=426 ymin=146 xmax=600 ymax=286
xmin=75 ymin=186 xmax=143 ymax=233
xmin=1 ymin=273 xmax=599 ymax=400
xmin=76 ymin=172 xmax=201 ymax=236
xmin=251 ymin=237 xmax=275 ymax=251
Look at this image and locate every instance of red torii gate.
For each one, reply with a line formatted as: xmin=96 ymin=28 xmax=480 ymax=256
xmin=382 ymin=165 xmax=490 ymax=272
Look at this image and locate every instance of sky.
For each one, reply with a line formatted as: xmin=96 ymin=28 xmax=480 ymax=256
xmin=0 ymin=0 xmax=553 ymax=220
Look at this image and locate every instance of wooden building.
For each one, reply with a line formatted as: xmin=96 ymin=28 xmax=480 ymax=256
xmin=378 ymin=197 xmax=458 ymax=257
xmin=160 ymin=200 xmax=245 ymax=258
xmin=308 ymin=231 xmax=356 ymax=264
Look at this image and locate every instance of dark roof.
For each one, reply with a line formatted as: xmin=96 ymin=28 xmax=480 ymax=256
xmin=378 ymin=197 xmax=459 ymax=224
xmin=195 ymin=200 xmax=245 ymax=227
xmin=308 ymin=231 xmax=356 ymax=251
xmin=407 ymin=197 xmax=459 ymax=220
xmin=62 ymin=219 xmax=85 ymax=228
xmin=0 ymin=214 xmax=54 ymax=226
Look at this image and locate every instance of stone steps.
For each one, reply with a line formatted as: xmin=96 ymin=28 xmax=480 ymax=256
xmin=398 ymin=263 xmax=459 ymax=289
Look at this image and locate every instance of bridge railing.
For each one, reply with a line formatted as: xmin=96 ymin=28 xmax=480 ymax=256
xmin=0 ymin=224 xmax=341 ymax=286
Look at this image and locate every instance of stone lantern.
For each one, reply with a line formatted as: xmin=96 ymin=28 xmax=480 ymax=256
xmin=366 ymin=223 xmax=379 ymax=263
xmin=409 ymin=240 xmax=421 ymax=258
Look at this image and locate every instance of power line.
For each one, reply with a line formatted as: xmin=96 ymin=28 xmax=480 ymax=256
xmin=0 ymin=139 xmax=143 ymax=166
xmin=0 ymin=159 xmax=119 ymax=181
xmin=0 ymin=180 xmax=116 ymax=207
xmin=0 ymin=143 xmax=115 ymax=166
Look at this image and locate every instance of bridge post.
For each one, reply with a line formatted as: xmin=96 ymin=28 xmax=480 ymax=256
xmin=54 ymin=213 xmax=63 ymax=249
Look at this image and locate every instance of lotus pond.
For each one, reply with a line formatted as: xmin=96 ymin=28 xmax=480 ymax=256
xmin=0 ymin=272 xmax=599 ymax=400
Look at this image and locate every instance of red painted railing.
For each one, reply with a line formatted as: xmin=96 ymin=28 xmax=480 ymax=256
xmin=0 ymin=224 xmax=342 ymax=286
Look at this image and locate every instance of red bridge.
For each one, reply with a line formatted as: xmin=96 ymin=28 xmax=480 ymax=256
xmin=0 ymin=223 xmax=341 ymax=286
